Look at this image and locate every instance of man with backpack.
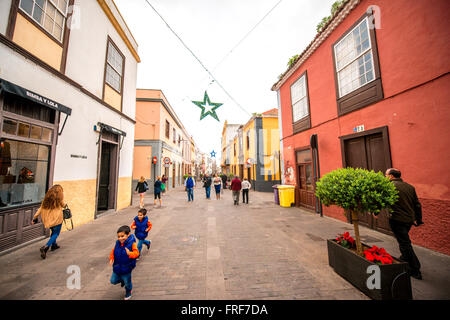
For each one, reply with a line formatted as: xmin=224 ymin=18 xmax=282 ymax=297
xmin=184 ymin=173 xmax=195 ymax=202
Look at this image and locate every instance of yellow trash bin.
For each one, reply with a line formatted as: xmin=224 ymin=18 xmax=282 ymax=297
xmin=278 ymin=185 xmax=295 ymax=207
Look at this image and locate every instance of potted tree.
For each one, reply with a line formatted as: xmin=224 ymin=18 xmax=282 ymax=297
xmin=315 ymin=167 xmax=412 ymax=300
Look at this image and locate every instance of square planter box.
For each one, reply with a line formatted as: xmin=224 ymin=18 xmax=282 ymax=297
xmin=327 ymin=239 xmax=412 ymax=300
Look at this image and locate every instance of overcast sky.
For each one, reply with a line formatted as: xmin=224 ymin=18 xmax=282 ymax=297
xmin=115 ymin=0 xmax=336 ymax=160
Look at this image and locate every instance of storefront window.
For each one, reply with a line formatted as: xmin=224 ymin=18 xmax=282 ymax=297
xmin=0 ymin=139 xmax=49 ymax=208
xmin=2 ymin=119 xmax=17 ymax=135
xmin=30 ymin=125 xmax=42 ymax=140
xmin=18 ymin=123 xmax=30 ymax=137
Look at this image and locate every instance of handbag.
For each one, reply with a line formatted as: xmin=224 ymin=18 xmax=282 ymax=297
xmin=63 ymin=204 xmax=74 ymax=231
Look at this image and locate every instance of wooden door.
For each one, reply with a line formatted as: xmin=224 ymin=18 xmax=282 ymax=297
xmin=97 ymin=142 xmax=111 ymax=211
xmin=297 ymin=163 xmax=315 ymax=209
xmin=343 ymin=132 xmax=392 ymax=234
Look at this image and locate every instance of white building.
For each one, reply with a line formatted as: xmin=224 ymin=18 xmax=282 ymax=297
xmin=0 ymin=0 xmax=139 ymax=252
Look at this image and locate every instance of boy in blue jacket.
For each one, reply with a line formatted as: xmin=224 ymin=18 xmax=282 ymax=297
xmin=131 ymin=208 xmax=152 ymax=257
xmin=109 ymin=225 xmax=139 ymax=300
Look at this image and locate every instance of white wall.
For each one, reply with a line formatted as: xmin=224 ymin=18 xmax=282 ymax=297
xmin=64 ymin=0 xmax=138 ymax=119
xmin=0 ymin=42 xmax=135 ymax=181
xmin=0 ymin=0 xmax=12 ymax=36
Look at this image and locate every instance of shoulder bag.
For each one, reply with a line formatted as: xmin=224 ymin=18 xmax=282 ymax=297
xmin=63 ymin=204 xmax=74 ymax=231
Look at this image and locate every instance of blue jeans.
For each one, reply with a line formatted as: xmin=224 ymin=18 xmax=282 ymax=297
xmin=110 ymin=271 xmax=132 ymax=292
xmin=186 ymin=187 xmax=194 ymax=201
xmin=137 ymin=239 xmax=151 ymax=254
xmin=46 ymin=224 xmax=62 ymax=247
xmin=205 ymin=186 xmax=211 ymax=199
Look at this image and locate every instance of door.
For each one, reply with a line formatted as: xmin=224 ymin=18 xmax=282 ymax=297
xmin=97 ymin=141 xmax=117 ymax=211
xmin=172 ymin=164 xmax=175 ymax=188
xmin=343 ymin=129 xmax=392 ymax=234
xmin=297 ymin=163 xmax=315 ymax=209
xmin=295 ymin=149 xmax=315 ymax=209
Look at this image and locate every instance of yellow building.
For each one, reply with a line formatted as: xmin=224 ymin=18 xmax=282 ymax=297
xmin=224 ymin=109 xmax=281 ymax=192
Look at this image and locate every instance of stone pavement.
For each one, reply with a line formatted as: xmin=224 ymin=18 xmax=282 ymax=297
xmin=0 ymin=186 xmax=449 ymax=300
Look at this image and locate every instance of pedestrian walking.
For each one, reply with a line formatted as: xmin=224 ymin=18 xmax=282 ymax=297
xmin=154 ymin=176 xmax=162 ymax=207
xmin=32 ymin=184 xmax=66 ymax=259
xmin=134 ymin=176 xmax=148 ymax=208
xmin=231 ymin=175 xmax=242 ymax=205
xmin=161 ymin=175 xmax=167 ymax=195
xmin=242 ymin=177 xmax=252 ymax=204
xmin=213 ymin=174 xmax=222 ymax=200
xmin=109 ymin=225 xmax=139 ymax=300
xmin=184 ymin=173 xmax=195 ymax=202
xmin=384 ymin=168 xmax=424 ymax=280
xmin=221 ymin=174 xmax=227 ymax=194
xmin=131 ymin=208 xmax=152 ymax=258
xmin=203 ymin=174 xmax=212 ymax=199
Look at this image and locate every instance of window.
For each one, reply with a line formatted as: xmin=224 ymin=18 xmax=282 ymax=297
xmin=19 ymin=0 xmax=68 ymax=42
xmin=2 ymin=118 xmax=52 ymax=143
xmin=0 ymin=139 xmax=50 ymax=208
xmin=290 ymin=74 xmax=309 ymax=122
xmin=165 ymin=120 xmax=170 ymax=139
xmin=332 ymin=13 xmax=383 ymax=116
xmin=246 ymin=132 xmax=250 ymax=150
xmin=105 ymin=40 xmax=124 ymax=93
xmin=173 ymin=129 xmax=176 ymax=143
xmin=334 ymin=17 xmax=374 ymax=97
xmin=290 ymin=71 xmax=311 ymax=133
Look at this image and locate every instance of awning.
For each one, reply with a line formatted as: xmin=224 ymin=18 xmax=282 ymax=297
xmin=0 ymin=78 xmax=72 ymax=115
xmin=98 ymin=122 xmax=126 ymax=137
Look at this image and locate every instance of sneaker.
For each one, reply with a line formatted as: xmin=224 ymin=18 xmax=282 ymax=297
xmin=40 ymin=246 xmax=49 ymax=259
xmin=50 ymin=243 xmax=60 ymax=251
xmin=124 ymin=290 xmax=132 ymax=300
xmin=146 ymin=240 xmax=151 ymax=250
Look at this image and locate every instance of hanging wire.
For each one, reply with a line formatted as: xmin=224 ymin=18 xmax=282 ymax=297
xmin=143 ymin=0 xmax=256 ymax=116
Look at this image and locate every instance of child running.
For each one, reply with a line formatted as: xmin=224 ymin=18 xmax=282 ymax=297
xmin=109 ymin=225 xmax=139 ymax=300
xmin=131 ymin=208 xmax=152 ymax=258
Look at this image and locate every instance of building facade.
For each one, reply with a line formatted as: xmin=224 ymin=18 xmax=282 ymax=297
xmin=133 ymin=89 xmax=196 ymax=192
xmin=0 ymin=0 xmax=139 ymax=252
xmin=273 ymin=0 xmax=450 ymax=255
xmin=224 ymin=109 xmax=281 ymax=192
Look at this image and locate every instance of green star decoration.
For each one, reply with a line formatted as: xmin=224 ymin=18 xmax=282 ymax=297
xmin=192 ymin=91 xmax=223 ymax=121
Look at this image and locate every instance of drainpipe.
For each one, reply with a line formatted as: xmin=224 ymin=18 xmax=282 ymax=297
xmin=276 ymin=90 xmax=285 ymax=185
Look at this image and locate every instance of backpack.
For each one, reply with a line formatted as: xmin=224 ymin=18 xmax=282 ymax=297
xmin=143 ymin=181 xmax=149 ymax=191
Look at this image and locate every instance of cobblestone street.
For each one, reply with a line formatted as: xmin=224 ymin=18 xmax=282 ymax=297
xmin=0 ymin=187 xmax=448 ymax=300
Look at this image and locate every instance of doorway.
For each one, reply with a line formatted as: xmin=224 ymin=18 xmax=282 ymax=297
xmin=295 ymin=148 xmax=315 ymax=209
xmin=97 ymin=140 xmax=118 ymax=213
xmin=341 ymin=126 xmax=392 ymax=234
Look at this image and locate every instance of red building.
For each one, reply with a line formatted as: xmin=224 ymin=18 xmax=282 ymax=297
xmin=272 ymin=0 xmax=450 ymax=255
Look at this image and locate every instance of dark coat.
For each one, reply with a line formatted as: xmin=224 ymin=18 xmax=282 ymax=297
xmin=134 ymin=216 xmax=149 ymax=240
xmin=390 ymin=178 xmax=423 ymax=224
xmin=154 ymin=180 xmax=162 ymax=194
xmin=135 ymin=181 xmax=148 ymax=193
xmin=203 ymin=177 xmax=212 ymax=188
xmin=113 ymin=234 xmax=137 ymax=275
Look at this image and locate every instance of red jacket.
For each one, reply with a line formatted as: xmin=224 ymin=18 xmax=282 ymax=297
xmin=231 ymin=178 xmax=242 ymax=191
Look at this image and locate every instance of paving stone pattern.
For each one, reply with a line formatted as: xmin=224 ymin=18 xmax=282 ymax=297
xmin=0 ymin=187 xmax=449 ymax=300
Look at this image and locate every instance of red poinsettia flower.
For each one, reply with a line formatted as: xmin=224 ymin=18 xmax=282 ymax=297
xmin=363 ymin=246 xmax=394 ymax=264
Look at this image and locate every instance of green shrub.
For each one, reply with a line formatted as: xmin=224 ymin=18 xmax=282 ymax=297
xmin=315 ymin=167 xmax=398 ymax=254
xmin=315 ymin=167 xmax=398 ymax=215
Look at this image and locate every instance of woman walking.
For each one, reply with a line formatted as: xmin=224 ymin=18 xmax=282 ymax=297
xmin=32 ymin=184 xmax=66 ymax=259
xmin=213 ymin=174 xmax=222 ymax=200
xmin=161 ymin=175 xmax=168 ymax=195
xmin=154 ymin=176 xmax=162 ymax=207
xmin=134 ymin=176 xmax=148 ymax=208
